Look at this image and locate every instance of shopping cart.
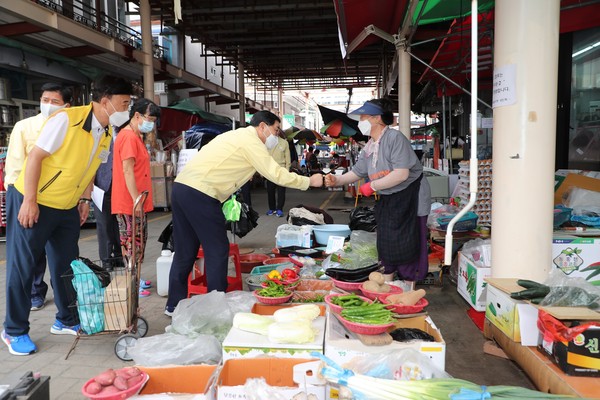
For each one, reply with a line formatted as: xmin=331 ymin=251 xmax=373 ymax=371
xmin=62 ymin=192 xmax=149 ymax=360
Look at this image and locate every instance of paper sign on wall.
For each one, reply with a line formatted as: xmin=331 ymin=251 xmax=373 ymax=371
xmin=492 ymin=64 xmax=517 ymax=108
xmin=176 ymin=149 xmax=199 ymax=175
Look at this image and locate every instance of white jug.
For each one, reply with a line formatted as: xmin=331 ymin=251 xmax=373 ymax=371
xmin=156 ymin=249 xmax=174 ymax=296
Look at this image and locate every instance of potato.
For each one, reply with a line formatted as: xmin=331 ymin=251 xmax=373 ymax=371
xmin=363 ymin=280 xmax=381 ymax=292
xmin=113 ymin=376 xmax=129 ymax=391
xmin=379 ymin=283 xmax=391 ymax=293
xmin=94 ymin=369 xmax=116 ymax=386
xmin=368 ymin=271 xmax=385 ymax=285
xmin=86 ymin=382 xmax=102 ymax=395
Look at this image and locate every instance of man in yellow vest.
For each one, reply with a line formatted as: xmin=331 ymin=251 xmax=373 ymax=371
xmin=4 ymin=83 xmax=72 ymax=312
xmin=2 ymin=76 xmax=133 ymax=356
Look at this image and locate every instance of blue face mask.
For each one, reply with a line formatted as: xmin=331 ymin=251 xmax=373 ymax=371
xmin=138 ymin=120 xmax=155 ymax=133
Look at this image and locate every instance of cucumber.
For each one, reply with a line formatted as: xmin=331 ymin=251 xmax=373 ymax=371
xmin=510 ymin=286 xmax=550 ymax=300
xmin=516 ymin=279 xmax=545 ymax=289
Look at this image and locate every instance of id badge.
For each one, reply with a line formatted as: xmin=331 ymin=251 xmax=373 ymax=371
xmin=98 ymin=149 xmax=110 ymax=163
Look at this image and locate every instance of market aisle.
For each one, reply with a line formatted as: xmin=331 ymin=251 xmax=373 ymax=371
xmin=0 ymin=184 xmax=534 ymax=399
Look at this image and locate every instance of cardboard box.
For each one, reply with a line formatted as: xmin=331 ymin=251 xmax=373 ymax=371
xmin=552 ymin=236 xmax=600 ymax=285
xmin=222 ymin=304 xmax=326 ymax=361
xmin=215 ymin=358 xmax=325 ymax=400
xmin=457 ymin=251 xmax=491 ymax=311
xmin=539 ymin=314 xmax=600 ymax=377
xmin=150 ymin=162 xmax=166 ymax=178
xmin=324 ymin=313 xmax=446 ymax=371
xmin=137 ymin=364 xmax=216 ymax=395
xmin=103 ymin=274 xmax=131 ymax=331
xmin=485 ymin=282 xmax=539 ymax=344
xmin=152 ymin=177 xmax=173 ymax=209
xmin=484 ymin=319 xmax=600 ymax=398
xmin=554 ymin=173 xmax=600 ymax=205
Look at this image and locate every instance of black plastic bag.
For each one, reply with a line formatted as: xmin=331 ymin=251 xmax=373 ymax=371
xmin=288 ymin=204 xmax=334 ymax=226
xmin=349 ymin=206 xmax=377 ymax=232
xmin=390 ymin=328 xmax=435 ymax=342
xmin=227 ymin=202 xmax=259 ymax=238
xmin=76 ymin=257 xmax=112 ymax=288
xmin=158 ymin=221 xmax=175 ymax=251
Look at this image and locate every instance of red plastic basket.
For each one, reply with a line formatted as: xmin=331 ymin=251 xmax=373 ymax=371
xmin=81 ymin=369 xmax=148 ymax=400
xmin=360 ymin=283 xmax=403 ymax=301
xmin=383 ymin=297 xmax=429 ymax=314
xmin=337 ymin=315 xmax=394 ymax=335
xmin=253 ymin=290 xmax=292 ymax=305
xmin=324 ymin=293 xmax=372 ymax=314
xmin=330 ymin=278 xmax=366 ymax=291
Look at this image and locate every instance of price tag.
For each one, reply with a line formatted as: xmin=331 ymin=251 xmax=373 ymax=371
xmin=325 ymin=236 xmax=345 ymax=254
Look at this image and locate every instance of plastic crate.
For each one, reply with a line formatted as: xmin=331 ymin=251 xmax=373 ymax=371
xmin=437 ymin=212 xmax=478 ymax=231
xmin=250 ymin=263 xmax=293 ymax=275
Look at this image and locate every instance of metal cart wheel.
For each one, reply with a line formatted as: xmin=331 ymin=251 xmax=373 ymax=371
xmin=136 ymin=316 xmax=149 ymax=337
xmin=114 ymin=334 xmax=138 ymax=361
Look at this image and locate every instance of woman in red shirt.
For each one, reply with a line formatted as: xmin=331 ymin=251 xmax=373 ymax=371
xmin=112 ymin=98 xmax=160 ymax=296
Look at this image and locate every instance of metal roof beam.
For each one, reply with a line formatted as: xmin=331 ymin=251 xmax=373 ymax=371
xmin=0 ymin=21 xmax=47 ymax=36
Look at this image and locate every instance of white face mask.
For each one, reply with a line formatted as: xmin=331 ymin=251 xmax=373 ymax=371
xmin=106 ymin=100 xmax=130 ymax=128
xmin=138 ymin=120 xmax=155 ymax=133
xmin=358 ymin=119 xmax=372 ymax=136
xmin=264 ymin=126 xmax=278 ymax=149
xmin=40 ymin=102 xmax=66 ymax=119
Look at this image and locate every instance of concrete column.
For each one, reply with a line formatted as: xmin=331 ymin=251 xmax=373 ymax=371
xmin=398 ymin=44 xmax=411 ymax=139
xmin=238 ymin=61 xmax=246 ymax=126
xmin=491 ymin=0 xmax=560 ymax=280
xmin=140 ymin=0 xmax=154 ymax=100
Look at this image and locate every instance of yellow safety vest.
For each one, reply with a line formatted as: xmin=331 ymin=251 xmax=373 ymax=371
xmin=14 ymin=103 xmax=112 ymax=209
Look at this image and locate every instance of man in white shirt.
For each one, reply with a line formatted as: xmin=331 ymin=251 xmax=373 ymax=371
xmin=4 ymin=83 xmax=72 ymax=311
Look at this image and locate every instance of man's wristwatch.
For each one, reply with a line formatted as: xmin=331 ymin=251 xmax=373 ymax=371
xmin=79 ymin=198 xmax=92 ymax=205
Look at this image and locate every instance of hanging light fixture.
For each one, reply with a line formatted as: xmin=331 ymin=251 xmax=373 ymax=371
xmin=20 ymin=50 xmax=29 ymax=70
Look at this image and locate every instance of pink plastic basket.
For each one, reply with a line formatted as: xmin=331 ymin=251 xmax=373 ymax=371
xmin=360 ymin=283 xmax=403 ymax=301
xmin=82 ymin=369 xmax=148 ymax=400
xmin=330 ymin=278 xmax=366 ymax=291
xmin=383 ymin=297 xmax=429 ymax=314
xmin=337 ymin=315 xmax=394 ymax=335
xmin=253 ymin=290 xmax=292 ymax=305
xmin=324 ymin=293 xmax=372 ymax=314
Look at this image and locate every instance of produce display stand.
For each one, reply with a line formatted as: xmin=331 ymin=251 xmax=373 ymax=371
xmin=62 ymin=192 xmax=149 ymax=360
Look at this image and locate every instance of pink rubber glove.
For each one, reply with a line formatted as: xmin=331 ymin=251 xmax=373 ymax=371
xmin=359 ymin=182 xmax=375 ymax=197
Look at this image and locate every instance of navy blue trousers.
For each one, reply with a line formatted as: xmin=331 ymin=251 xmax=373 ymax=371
xmin=4 ymin=188 xmax=80 ymax=336
xmin=166 ymin=183 xmax=229 ymax=310
xmin=7 ymin=186 xmax=49 ymax=300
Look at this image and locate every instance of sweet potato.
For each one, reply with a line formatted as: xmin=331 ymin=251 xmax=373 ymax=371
xmin=94 ymin=369 xmax=116 ymax=386
xmin=127 ymin=374 xmax=143 ymax=387
xmin=123 ymin=367 xmax=141 ymax=377
xmin=386 ymin=289 xmax=426 ymax=306
xmin=113 ymin=376 xmax=129 ymax=391
xmin=99 ymin=385 xmax=120 ymax=394
xmin=86 ymin=382 xmax=102 ymax=395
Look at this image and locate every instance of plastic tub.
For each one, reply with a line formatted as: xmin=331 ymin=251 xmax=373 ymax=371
xmin=240 ymin=253 xmax=270 ymax=273
xmin=312 ymin=224 xmax=351 ymax=245
xmin=245 ymin=274 xmax=266 ymax=291
xmin=263 ymin=257 xmax=292 ymax=265
xmin=383 ymin=297 xmax=429 ymax=314
xmin=360 ymin=283 xmax=403 ymax=301
xmin=81 ymin=369 xmax=148 ymax=399
xmin=253 ymin=290 xmax=292 ymax=305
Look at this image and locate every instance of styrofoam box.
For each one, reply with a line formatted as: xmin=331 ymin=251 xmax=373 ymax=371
xmin=457 ymin=251 xmax=491 ymax=311
xmin=222 ymin=316 xmax=325 ymax=361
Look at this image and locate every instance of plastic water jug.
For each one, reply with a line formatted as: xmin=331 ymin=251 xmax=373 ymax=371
xmin=156 ymin=249 xmax=174 ymax=296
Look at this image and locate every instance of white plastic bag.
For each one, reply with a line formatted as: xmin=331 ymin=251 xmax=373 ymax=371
xmin=167 ymin=290 xmax=255 ymax=341
xmin=128 ymin=332 xmax=221 ymax=366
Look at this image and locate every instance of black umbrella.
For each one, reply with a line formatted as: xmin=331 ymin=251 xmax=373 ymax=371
xmin=293 ymin=128 xmax=322 ymax=142
xmin=318 ymin=105 xmax=359 ymax=129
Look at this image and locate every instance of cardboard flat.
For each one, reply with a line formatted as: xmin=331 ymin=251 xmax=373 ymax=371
xmin=554 ymin=173 xmax=600 ymax=205
xmin=137 ymin=364 xmax=216 ymax=395
xmin=486 ymin=278 xmax=600 ymax=321
xmin=484 ymin=320 xmax=600 ymax=398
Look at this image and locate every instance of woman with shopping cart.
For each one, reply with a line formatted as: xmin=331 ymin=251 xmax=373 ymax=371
xmin=112 ymin=98 xmax=160 ymax=296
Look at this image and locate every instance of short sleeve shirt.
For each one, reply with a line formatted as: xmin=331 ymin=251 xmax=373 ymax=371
xmin=351 ymin=127 xmax=423 ymax=195
xmin=111 ymin=127 xmax=153 ymax=214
